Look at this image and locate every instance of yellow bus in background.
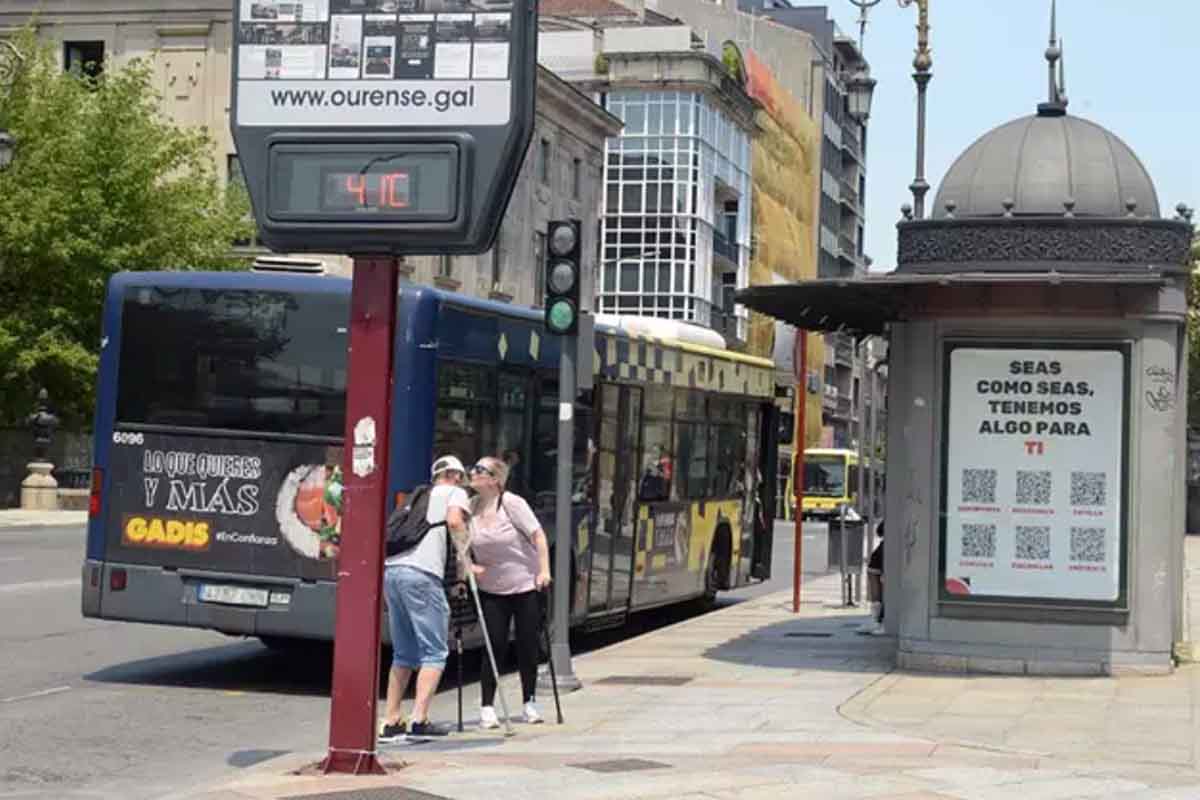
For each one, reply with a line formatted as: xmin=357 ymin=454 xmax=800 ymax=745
xmin=786 ymin=448 xmax=862 ymax=520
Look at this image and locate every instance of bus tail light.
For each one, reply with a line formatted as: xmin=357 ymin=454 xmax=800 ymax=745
xmin=89 ymin=467 xmax=103 ymax=518
xmin=110 ymin=568 xmax=127 ymax=592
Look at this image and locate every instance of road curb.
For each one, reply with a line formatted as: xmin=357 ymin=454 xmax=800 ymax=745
xmin=0 ymin=512 xmax=88 ymax=530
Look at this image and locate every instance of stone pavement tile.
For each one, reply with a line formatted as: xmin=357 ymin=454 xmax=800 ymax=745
xmin=944 ymin=777 xmax=1147 ymax=800
xmin=943 ymin=693 xmax=1037 ymax=718
xmin=869 ymin=794 xmax=970 ymax=800
xmin=924 ymin=746 xmax=1046 ymax=772
xmin=1104 ymin=788 xmax=1200 ymax=800
xmin=1083 ymin=744 xmax=1194 ymax=768
xmin=901 ymin=765 xmax=1076 ymax=788
xmin=704 ymin=775 xmax=942 ymax=800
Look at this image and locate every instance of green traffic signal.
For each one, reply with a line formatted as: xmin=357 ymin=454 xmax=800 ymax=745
xmin=547 ymin=299 xmax=576 ymax=333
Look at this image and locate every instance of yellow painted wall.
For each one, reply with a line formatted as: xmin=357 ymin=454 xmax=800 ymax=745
xmin=744 ymin=49 xmax=823 ymax=450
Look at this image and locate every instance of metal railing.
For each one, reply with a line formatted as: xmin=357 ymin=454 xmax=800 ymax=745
xmin=838 ymin=178 xmax=859 ymax=210
xmin=834 ymin=335 xmax=855 ymax=364
xmin=712 ymin=229 xmax=739 ymax=264
xmin=841 ymin=122 xmax=862 ymax=161
xmin=838 ymin=233 xmax=857 ymax=260
xmin=696 ymin=292 xmax=742 ymax=344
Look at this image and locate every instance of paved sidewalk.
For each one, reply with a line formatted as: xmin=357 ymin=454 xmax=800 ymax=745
xmin=195 ymin=566 xmax=1200 ymax=800
xmin=0 ymin=509 xmax=87 ymax=528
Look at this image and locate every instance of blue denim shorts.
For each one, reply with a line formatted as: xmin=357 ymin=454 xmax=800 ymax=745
xmin=385 ymin=565 xmax=450 ymax=669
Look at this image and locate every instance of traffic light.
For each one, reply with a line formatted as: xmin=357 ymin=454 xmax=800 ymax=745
xmin=544 ymin=219 xmax=582 ymax=336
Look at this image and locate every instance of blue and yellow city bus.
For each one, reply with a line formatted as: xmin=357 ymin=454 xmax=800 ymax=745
xmin=82 ymin=270 xmax=778 ymax=647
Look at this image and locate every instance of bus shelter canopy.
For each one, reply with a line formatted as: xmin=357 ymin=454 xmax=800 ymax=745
xmin=735 ymin=272 xmax=1172 ymax=336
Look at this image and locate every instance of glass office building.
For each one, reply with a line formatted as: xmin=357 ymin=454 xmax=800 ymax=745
xmin=597 ymin=89 xmax=752 ymax=341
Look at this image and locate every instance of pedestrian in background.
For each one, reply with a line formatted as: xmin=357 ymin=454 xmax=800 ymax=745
xmin=467 ymin=455 xmax=552 ymax=728
xmin=379 ymin=455 xmax=471 ymax=741
xmin=858 ymin=520 xmax=885 ymax=636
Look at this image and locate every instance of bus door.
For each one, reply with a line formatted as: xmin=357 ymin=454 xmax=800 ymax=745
xmin=588 ymin=384 xmax=641 ymax=614
xmin=751 ymin=403 xmax=779 ymax=580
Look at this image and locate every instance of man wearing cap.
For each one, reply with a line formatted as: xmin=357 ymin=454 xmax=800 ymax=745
xmin=379 ymin=455 xmax=470 ymax=740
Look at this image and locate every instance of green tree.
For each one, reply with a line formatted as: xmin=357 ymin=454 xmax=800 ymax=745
xmin=0 ymin=30 xmax=254 ymax=428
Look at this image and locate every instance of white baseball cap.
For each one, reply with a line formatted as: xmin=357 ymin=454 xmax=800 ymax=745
xmin=431 ymin=455 xmax=466 ymax=478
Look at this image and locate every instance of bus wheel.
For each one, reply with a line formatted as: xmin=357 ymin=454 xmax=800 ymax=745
xmin=699 ymin=527 xmax=731 ymax=609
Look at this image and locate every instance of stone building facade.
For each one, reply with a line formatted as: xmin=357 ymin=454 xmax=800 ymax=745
xmin=0 ymin=2 xmax=620 ymax=310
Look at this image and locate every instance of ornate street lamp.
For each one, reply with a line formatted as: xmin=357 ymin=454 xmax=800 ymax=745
xmin=848 ymin=0 xmax=932 ymax=218
xmin=846 ymin=66 xmax=876 ymax=123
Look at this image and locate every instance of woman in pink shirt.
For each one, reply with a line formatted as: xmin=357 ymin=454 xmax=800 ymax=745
xmin=467 ymin=455 xmax=551 ymax=728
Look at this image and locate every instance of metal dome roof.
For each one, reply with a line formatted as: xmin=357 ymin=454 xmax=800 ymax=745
xmin=931 ymin=110 xmax=1161 ymax=220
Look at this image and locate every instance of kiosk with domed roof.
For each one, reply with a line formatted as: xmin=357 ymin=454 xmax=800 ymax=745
xmin=739 ymin=12 xmax=1194 ymax=675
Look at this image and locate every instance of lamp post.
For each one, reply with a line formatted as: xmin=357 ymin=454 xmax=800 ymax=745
xmin=848 ymin=0 xmax=932 ymax=218
xmin=0 ymin=39 xmax=24 ymax=170
xmin=0 ymin=129 xmax=13 ymax=170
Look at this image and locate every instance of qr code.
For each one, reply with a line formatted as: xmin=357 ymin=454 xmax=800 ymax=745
xmin=1014 ymin=525 xmax=1051 ymax=560
xmin=1070 ymin=472 xmax=1107 ymax=506
xmin=962 ymin=469 xmax=997 ymax=504
xmin=961 ymin=524 xmax=997 ymax=559
xmin=1070 ymin=527 xmax=1106 ymax=563
xmin=1016 ymin=470 xmax=1052 ymax=505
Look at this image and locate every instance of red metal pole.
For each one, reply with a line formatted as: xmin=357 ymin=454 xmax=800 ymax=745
xmin=321 ymin=256 xmax=398 ymax=776
xmin=793 ymin=330 xmax=807 ymax=613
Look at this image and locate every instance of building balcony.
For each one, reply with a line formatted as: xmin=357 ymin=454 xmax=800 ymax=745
xmin=712 ymin=228 xmax=740 ymax=266
xmin=699 ymin=294 xmax=744 ymax=346
xmin=834 ymin=395 xmax=853 ymax=419
xmin=822 ymin=383 xmax=838 ymax=410
xmin=834 ymin=335 xmax=854 ymax=365
xmin=838 ymin=178 xmax=860 ymax=213
xmin=841 ymin=122 xmax=863 ymax=163
xmin=838 ymin=233 xmax=857 ymax=259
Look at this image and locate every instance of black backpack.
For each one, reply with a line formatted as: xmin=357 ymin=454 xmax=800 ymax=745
xmin=385 ymin=484 xmax=445 ymax=558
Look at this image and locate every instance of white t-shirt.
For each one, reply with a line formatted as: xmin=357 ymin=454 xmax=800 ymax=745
xmin=386 ymin=484 xmax=470 ymax=578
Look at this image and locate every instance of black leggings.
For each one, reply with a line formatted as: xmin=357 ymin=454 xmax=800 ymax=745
xmin=479 ymin=589 xmax=542 ymax=705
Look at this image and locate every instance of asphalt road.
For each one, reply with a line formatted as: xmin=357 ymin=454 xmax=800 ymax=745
xmin=0 ymin=520 xmax=830 ymax=799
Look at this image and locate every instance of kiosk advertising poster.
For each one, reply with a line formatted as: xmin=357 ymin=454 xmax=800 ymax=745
xmin=940 ymin=343 xmax=1129 ymax=606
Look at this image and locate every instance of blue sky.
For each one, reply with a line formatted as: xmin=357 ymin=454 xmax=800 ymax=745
xmin=820 ymin=0 xmax=1198 ymax=271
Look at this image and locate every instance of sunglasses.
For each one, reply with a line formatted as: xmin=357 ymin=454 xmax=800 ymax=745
xmin=470 ymin=464 xmax=496 ymax=477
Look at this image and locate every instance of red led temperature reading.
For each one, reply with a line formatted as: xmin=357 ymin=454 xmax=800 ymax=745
xmin=323 ymin=170 xmax=411 ymax=212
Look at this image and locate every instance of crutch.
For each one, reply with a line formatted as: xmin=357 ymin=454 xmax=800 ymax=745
xmin=454 ymin=621 xmax=464 ymax=733
xmin=538 ymin=589 xmax=564 ymax=724
xmin=466 ymin=567 xmax=515 ymax=736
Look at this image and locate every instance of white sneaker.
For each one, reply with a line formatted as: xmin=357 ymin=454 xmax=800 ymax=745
xmin=523 ymin=701 xmax=544 ymax=724
xmin=479 ymin=705 xmax=500 ymax=730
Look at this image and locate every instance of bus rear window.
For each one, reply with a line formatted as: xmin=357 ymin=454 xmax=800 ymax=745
xmin=116 ymin=286 xmax=349 ymax=437
xmin=804 ymin=457 xmax=846 ymax=497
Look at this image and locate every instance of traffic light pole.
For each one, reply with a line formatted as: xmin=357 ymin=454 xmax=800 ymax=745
xmin=548 ymin=333 xmax=582 ymax=692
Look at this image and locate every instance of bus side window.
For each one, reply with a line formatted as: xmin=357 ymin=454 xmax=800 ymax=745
xmin=638 ymin=388 xmax=673 ymax=502
xmin=675 ymin=421 xmax=709 ymax=499
xmin=434 ymin=362 xmax=492 ymax=470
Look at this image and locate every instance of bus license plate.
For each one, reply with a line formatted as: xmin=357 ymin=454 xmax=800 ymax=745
xmin=198 ymin=583 xmax=269 ymax=608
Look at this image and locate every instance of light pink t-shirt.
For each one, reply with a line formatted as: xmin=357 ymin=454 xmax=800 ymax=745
xmin=470 ymin=493 xmax=542 ymax=595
